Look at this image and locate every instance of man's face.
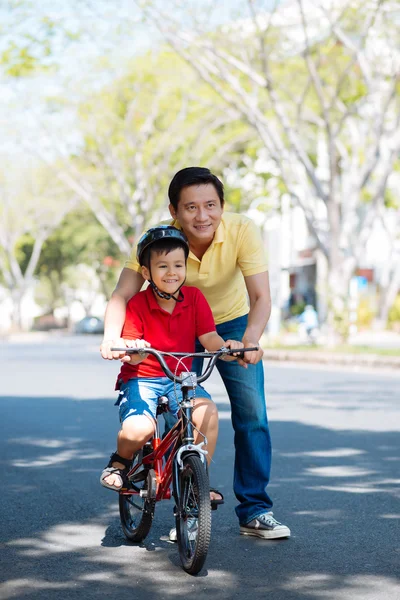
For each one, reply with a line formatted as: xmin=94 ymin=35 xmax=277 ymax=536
xmin=169 ymin=184 xmax=223 ymax=246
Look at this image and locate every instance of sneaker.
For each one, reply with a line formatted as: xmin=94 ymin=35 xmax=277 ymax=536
xmin=240 ymin=512 xmax=291 ymax=539
xmin=169 ymin=518 xmax=198 ymax=543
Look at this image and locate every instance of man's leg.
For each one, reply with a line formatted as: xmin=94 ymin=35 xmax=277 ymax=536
xmin=193 ymin=317 xmax=289 ymax=537
xmin=192 ymin=322 xmax=271 ymax=522
xmin=216 ymin=317 xmax=273 ymax=525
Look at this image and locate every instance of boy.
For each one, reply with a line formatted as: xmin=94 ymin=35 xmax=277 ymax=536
xmin=100 ymin=225 xmax=243 ymax=500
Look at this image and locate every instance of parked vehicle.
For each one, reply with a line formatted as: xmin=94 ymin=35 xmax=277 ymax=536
xmin=74 ymin=316 xmax=104 ymax=334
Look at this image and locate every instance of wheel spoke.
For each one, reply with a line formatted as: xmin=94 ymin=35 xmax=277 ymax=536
xmin=126 ymin=497 xmax=144 ymax=513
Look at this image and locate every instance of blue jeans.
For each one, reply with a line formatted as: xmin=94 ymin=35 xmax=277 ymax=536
xmin=116 ymin=377 xmax=211 ymax=424
xmin=193 ymin=314 xmax=273 ymax=525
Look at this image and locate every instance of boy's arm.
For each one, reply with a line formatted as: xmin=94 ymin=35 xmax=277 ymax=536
xmin=100 ymin=268 xmax=144 ymax=360
xmin=198 ymin=332 xmax=244 ymax=363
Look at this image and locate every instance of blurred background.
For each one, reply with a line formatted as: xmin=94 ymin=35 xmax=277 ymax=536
xmin=1 ymin=0 xmax=399 ymax=352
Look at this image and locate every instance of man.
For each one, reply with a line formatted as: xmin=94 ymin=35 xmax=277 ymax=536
xmin=101 ymin=167 xmax=290 ymax=539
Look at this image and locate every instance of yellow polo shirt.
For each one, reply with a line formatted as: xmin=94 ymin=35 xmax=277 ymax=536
xmin=124 ymin=212 xmax=268 ymax=325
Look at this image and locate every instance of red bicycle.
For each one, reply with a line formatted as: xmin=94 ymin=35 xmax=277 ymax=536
xmin=110 ymin=345 xmax=257 ymax=575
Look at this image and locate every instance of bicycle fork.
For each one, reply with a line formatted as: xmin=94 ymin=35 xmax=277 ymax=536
xmin=172 ymin=372 xmax=208 ymax=492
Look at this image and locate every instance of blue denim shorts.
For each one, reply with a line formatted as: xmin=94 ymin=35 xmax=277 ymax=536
xmin=115 ymin=377 xmax=212 ymax=424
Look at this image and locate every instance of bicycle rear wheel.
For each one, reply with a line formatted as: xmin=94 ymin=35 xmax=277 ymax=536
xmin=119 ymin=450 xmax=155 ymax=542
xmin=174 ymin=454 xmax=211 ymax=575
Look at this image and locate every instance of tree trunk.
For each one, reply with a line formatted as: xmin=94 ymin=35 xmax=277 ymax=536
xmin=325 ymin=257 xmax=356 ymax=345
xmin=10 ymin=287 xmax=25 ymax=331
xmin=378 ymin=260 xmax=400 ymax=326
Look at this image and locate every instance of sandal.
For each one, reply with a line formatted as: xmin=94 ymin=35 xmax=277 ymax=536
xmin=100 ymin=452 xmax=132 ymax=491
xmin=210 ymin=487 xmax=224 ymax=511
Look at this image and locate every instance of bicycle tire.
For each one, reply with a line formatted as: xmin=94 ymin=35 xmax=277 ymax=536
xmin=118 ymin=450 xmax=155 ymax=542
xmin=174 ymin=454 xmax=211 ymax=575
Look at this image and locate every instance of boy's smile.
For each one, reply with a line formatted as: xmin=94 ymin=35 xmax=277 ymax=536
xmin=142 ymin=247 xmax=186 ymax=296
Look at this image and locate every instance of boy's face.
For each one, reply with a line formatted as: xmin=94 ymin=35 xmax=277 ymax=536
xmin=142 ymin=247 xmax=186 ymax=295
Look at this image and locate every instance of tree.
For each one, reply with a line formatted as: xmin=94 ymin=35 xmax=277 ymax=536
xmin=0 ymin=162 xmax=76 ymax=328
xmin=376 ymin=205 xmax=400 ymax=326
xmin=137 ymin=0 xmax=400 ymax=336
xmin=33 ymin=207 xmax=122 ymax=321
xmin=42 ymin=51 xmax=254 ymax=253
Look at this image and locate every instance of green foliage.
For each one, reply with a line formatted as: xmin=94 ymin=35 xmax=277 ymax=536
xmin=290 ymin=301 xmax=306 ymax=317
xmin=384 ymin=188 xmax=399 ymax=209
xmin=357 ymin=297 xmax=375 ymax=328
xmin=14 ymin=234 xmax=36 ymax=274
xmin=74 ymin=48 xmax=252 ymax=234
xmin=34 ymin=208 xmax=121 ymax=313
xmin=388 ymin=294 xmax=400 ymax=329
xmin=0 ymin=2 xmax=83 ymax=78
xmin=333 ymin=308 xmax=350 ymax=342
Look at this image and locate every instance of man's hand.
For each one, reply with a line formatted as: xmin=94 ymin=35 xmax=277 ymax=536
xmin=222 ymin=339 xmax=245 ymax=363
xmin=100 ymin=338 xmax=127 ymax=360
xmin=120 ymin=339 xmax=151 ymax=363
xmin=237 ymin=337 xmax=264 ymax=367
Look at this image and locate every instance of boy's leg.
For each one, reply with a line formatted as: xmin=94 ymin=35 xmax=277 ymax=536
xmin=191 ymin=397 xmax=219 ymax=464
xmin=101 ymin=377 xmax=166 ymax=491
xmin=103 ymin=415 xmax=155 ymax=489
xmin=168 ymin=389 xmax=221 ymax=542
xmin=192 ymin=396 xmax=221 ymax=503
xmin=166 ymin=383 xmax=222 ymax=502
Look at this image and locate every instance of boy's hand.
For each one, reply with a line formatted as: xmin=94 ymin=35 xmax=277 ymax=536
xmin=120 ymin=339 xmax=151 ymax=363
xmin=100 ymin=338 xmax=126 ymax=360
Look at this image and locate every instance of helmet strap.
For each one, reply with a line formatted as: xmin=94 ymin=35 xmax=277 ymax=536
xmin=148 ymin=264 xmax=185 ymax=302
xmin=149 ymin=280 xmax=185 ymax=302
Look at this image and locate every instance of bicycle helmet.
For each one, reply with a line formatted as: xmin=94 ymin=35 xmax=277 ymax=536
xmin=136 ymin=225 xmax=189 ymax=302
xmin=137 ymin=225 xmax=189 ymax=265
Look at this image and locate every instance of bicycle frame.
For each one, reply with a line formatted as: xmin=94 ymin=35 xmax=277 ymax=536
xmin=120 ymin=416 xmax=181 ymax=501
xmin=119 ymin=371 xmax=203 ymax=502
xmin=112 ymin=346 xmax=258 ymax=503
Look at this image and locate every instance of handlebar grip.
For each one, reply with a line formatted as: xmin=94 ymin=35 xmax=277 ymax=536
xmin=235 ymin=346 xmax=259 ymax=359
xmin=110 ymin=348 xmax=145 ymax=353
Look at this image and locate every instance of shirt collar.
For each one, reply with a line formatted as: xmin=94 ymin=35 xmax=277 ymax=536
xmin=145 ymin=283 xmax=189 ymax=312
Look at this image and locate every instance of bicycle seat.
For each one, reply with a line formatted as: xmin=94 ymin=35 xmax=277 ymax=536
xmin=156 ymin=395 xmax=169 ymax=416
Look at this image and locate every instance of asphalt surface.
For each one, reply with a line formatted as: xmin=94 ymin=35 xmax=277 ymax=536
xmin=0 ymin=335 xmax=399 ymax=600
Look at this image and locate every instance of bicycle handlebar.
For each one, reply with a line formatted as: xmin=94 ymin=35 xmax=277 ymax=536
xmin=110 ymin=346 xmax=259 ymax=385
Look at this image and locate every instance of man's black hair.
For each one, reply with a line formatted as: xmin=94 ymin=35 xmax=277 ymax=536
xmin=140 ymin=238 xmax=188 ymax=269
xmin=168 ymin=167 xmax=224 ymax=210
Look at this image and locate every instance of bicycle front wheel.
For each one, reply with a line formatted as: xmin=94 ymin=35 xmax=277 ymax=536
xmin=174 ymin=454 xmax=211 ymax=575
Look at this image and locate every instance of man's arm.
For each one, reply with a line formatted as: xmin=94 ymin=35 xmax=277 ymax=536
xmin=100 ymin=268 xmax=144 ymax=359
xmin=241 ymin=270 xmax=271 ymax=365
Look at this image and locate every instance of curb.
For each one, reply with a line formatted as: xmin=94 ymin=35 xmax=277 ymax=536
xmin=261 ymin=348 xmax=400 ymax=369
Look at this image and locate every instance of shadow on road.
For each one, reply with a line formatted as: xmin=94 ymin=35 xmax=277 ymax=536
xmin=0 ymin=394 xmax=399 ymax=600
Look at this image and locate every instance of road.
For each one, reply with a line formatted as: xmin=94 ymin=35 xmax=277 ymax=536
xmin=0 ymin=335 xmax=399 ymax=600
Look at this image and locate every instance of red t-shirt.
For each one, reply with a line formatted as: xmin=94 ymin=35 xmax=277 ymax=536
xmin=117 ymin=285 xmax=216 ymax=386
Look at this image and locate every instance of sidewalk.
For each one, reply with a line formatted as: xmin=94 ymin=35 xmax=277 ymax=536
xmin=3 ymin=329 xmax=400 ymax=369
xmin=261 ymin=330 xmax=400 ymax=369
